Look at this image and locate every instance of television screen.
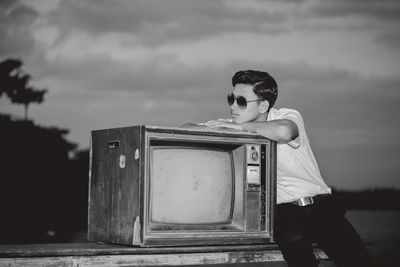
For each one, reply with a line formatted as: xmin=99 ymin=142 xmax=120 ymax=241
xmin=150 ymin=147 xmax=233 ymax=224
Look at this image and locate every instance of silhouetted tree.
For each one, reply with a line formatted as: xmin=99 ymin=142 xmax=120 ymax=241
xmin=10 ymin=86 xmax=47 ymax=120
xmin=0 ymin=58 xmax=47 ymax=120
xmin=0 ymin=114 xmax=88 ymax=244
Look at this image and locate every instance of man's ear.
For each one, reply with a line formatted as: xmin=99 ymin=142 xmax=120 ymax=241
xmin=259 ymin=100 xmax=269 ymax=114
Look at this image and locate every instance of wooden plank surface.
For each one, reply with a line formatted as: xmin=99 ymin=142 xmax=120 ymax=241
xmin=0 ymin=243 xmax=329 ymax=267
xmin=0 ymin=243 xmax=284 ymax=257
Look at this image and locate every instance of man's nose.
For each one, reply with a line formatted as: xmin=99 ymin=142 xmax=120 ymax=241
xmin=230 ymin=99 xmax=238 ymax=110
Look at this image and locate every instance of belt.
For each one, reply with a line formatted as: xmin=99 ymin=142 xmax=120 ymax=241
xmin=290 ymin=194 xmax=330 ymax=206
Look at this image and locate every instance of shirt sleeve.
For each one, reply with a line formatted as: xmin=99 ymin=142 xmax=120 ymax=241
xmin=277 ymin=109 xmax=306 ymax=149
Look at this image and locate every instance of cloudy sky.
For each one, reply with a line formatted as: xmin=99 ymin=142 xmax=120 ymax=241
xmin=1 ymin=0 xmax=400 ymax=190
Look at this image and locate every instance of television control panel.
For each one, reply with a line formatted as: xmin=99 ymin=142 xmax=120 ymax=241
xmin=246 ymin=145 xmax=261 ymax=186
xmin=245 ymin=145 xmax=267 ymax=231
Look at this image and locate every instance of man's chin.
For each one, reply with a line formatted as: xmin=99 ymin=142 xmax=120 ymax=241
xmin=232 ymin=117 xmax=242 ymax=124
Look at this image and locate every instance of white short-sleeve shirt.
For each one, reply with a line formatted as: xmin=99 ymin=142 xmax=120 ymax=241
xmin=268 ymin=107 xmax=331 ymax=204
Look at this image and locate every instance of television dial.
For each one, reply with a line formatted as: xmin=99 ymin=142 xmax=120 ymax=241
xmin=250 ymin=151 xmax=259 ymax=161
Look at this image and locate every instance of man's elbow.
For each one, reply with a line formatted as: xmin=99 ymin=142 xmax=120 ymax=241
xmin=277 ymin=120 xmax=298 ymax=142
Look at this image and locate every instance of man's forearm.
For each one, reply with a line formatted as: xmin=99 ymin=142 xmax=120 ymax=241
xmin=182 ymin=122 xmax=245 ymax=133
xmin=180 ymin=123 xmax=209 ymax=130
xmin=241 ymin=119 xmax=298 ymax=142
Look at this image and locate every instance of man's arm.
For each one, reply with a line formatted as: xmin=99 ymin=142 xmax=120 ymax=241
xmin=181 ymin=122 xmax=246 ymax=133
xmin=204 ymin=119 xmax=298 ymax=143
xmin=242 ymin=120 xmax=299 ymax=143
xmin=180 ymin=123 xmax=220 ymax=131
xmin=180 ymin=123 xmax=207 ymax=130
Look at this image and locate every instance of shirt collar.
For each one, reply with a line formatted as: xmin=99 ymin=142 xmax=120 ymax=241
xmin=267 ymin=107 xmax=279 ymax=122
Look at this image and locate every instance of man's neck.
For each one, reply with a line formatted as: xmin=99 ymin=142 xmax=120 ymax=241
xmin=255 ymin=112 xmax=268 ymax=122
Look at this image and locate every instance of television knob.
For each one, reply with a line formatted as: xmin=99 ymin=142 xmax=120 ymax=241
xmin=250 ymin=151 xmax=259 ymax=161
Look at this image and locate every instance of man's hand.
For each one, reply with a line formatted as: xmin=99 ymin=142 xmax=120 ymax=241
xmin=203 ymin=119 xmax=243 ymax=131
xmin=180 ymin=123 xmax=210 ymax=130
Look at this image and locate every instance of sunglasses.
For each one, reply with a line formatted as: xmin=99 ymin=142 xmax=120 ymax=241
xmin=227 ymin=93 xmax=261 ymax=109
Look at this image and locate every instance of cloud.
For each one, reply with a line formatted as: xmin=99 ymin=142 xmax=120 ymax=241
xmin=276 ymin=63 xmax=400 ymax=134
xmin=44 ymin=0 xmax=291 ymax=46
xmin=374 ymin=27 xmax=400 ymax=49
xmin=34 ymin=53 xmax=227 ymax=94
xmin=0 ymin=0 xmax=39 ymax=57
xmin=310 ymin=0 xmax=400 ymax=48
xmin=4 ymin=0 xmax=400 ymax=61
xmin=310 ymin=0 xmax=400 ymax=20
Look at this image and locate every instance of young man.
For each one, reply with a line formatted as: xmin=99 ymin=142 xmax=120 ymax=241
xmin=183 ymin=70 xmax=372 ymax=267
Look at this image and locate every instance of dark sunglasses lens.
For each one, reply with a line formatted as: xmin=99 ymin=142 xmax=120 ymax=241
xmin=237 ymin=96 xmax=247 ymax=108
xmin=227 ymin=94 xmax=235 ymax=106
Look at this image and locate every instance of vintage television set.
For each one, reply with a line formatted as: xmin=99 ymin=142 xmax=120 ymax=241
xmin=88 ymin=125 xmax=276 ymax=247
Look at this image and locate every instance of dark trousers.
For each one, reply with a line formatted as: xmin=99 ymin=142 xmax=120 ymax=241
xmin=275 ymin=195 xmax=373 ymax=267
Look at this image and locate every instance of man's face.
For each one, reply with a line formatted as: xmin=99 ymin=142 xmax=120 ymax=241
xmin=230 ymin=84 xmax=267 ymax=124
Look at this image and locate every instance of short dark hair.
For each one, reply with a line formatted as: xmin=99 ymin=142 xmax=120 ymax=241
xmin=232 ymin=70 xmax=278 ymax=110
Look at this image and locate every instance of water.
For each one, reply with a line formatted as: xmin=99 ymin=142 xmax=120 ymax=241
xmin=346 ymin=210 xmax=400 ymax=266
